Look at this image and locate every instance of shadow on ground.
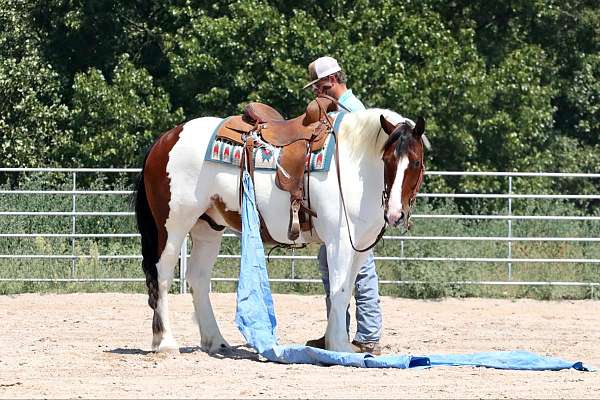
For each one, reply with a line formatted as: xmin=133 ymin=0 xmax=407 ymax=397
xmin=105 ymin=344 xmax=261 ymax=361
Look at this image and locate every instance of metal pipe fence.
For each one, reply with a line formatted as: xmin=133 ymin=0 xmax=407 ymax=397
xmin=0 ymin=168 xmax=598 ymax=294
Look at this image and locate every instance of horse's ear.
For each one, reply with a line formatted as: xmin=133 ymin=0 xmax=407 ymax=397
xmin=414 ymin=116 xmax=426 ymax=137
xmin=380 ymin=115 xmax=396 ymax=135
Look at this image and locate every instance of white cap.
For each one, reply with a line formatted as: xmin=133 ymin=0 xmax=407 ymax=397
xmin=303 ymin=56 xmax=342 ymax=89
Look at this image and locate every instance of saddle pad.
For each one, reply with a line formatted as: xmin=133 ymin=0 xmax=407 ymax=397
xmin=204 ymin=113 xmax=346 ymax=172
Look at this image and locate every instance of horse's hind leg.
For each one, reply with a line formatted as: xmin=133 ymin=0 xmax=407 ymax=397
xmin=153 ymin=207 xmax=202 ymax=352
xmin=187 ymin=219 xmax=228 ymax=353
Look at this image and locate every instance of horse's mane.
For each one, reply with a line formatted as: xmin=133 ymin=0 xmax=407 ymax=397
xmin=336 ymin=108 xmax=407 ymax=161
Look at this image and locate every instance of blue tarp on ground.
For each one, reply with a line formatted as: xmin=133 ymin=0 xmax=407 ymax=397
xmin=237 ymin=170 xmax=593 ymax=371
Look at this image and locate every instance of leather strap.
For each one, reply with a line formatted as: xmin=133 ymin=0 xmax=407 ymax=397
xmin=316 ymin=93 xmax=352 ymax=112
xmin=305 ymin=138 xmax=314 ymax=233
xmin=301 ymin=97 xmax=338 ymax=236
xmin=199 ymin=213 xmax=226 ymax=231
xmin=331 ymin=129 xmax=386 ymax=253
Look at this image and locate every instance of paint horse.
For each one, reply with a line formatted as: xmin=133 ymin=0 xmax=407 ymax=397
xmin=134 ymin=105 xmax=427 ymax=354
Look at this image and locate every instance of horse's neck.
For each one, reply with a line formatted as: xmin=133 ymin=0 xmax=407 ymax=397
xmin=335 ymin=110 xmax=387 ymax=161
xmin=335 ymin=142 xmax=383 ymax=188
xmin=334 ymin=119 xmax=385 ymax=208
xmin=335 ymin=111 xmax=385 ymax=171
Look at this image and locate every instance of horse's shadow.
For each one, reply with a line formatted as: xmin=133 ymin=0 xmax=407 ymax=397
xmin=106 ymin=345 xmax=260 ymax=361
xmin=107 ymin=348 xmax=152 ymax=355
xmin=205 ymin=344 xmax=261 ymax=361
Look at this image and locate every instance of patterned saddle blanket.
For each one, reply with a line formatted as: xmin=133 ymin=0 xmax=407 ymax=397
xmin=204 ymin=122 xmax=336 ymax=172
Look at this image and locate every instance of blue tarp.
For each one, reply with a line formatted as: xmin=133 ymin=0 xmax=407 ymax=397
xmin=237 ymin=170 xmax=593 ymax=371
xmin=236 ymin=171 xmax=277 ymax=355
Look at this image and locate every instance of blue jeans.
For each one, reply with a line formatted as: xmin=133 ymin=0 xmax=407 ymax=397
xmin=318 ymin=245 xmax=382 ymax=343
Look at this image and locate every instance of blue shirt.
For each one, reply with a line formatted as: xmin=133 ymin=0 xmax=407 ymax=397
xmin=338 ymin=89 xmax=366 ymax=112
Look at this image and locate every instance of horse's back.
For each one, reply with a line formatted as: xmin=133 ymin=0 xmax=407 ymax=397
xmin=145 ymin=117 xmax=221 ymax=186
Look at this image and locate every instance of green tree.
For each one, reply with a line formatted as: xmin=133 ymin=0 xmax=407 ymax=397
xmin=1 ymin=0 xmax=597 ymax=191
xmin=65 ymin=55 xmax=183 ymax=167
xmin=0 ymin=0 xmax=70 ymax=168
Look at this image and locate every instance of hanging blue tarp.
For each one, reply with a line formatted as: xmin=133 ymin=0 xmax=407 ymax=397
xmin=236 ymin=170 xmax=278 ymax=355
xmin=237 ymin=168 xmax=593 ymax=371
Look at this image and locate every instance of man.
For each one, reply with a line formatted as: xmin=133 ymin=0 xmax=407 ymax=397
xmin=303 ymin=56 xmax=382 ymax=355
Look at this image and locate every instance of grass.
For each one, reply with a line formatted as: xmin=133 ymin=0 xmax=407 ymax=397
xmin=1 ymin=172 xmax=599 ymax=299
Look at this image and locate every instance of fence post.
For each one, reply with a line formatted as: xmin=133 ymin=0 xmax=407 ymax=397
xmin=71 ymin=172 xmax=77 ymax=278
xmin=507 ymin=176 xmax=513 ymax=280
xmin=179 ymin=235 xmax=188 ymax=294
xmin=291 ymin=248 xmax=296 ymax=280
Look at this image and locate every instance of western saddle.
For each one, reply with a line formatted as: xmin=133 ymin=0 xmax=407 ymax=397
xmin=215 ymin=96 xmax=338 ymax=241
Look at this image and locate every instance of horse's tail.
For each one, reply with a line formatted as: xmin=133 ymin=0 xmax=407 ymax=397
xmin=134 ymin=151 xmax=162 ymax=332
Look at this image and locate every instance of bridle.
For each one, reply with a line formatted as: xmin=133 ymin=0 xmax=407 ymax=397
xmin=382 ymin=124 xmax=425 ymax=232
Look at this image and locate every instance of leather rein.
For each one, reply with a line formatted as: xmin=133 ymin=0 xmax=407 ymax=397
xmin=316 ymin=97 xmax=384 ymax=252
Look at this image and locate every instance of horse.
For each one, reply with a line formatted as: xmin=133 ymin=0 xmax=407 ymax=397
xmin=134 ymin=108 xmax=427 ymax=354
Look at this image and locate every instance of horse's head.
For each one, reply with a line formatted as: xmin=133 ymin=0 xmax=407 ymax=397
xmin=380 ymin=115 xmax=427 ymax=230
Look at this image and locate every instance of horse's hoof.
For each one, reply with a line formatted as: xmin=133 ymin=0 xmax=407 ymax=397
xmin=202 ymin=337 xmax=230 ymax=354
xmin=151 ymin=333 xmax=162 ymax=351
xmin=208 ymin=341 xmax=230 ymax=354
xmin=214 ymin=343 xmax=234 ymax=356
xmin=156 ymin=337 xmax=179 ymax=353
xmin=327 ymin=341 xmax=355 ymax=354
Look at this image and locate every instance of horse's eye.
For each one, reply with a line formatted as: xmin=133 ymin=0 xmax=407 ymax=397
xmin=412 ymin=160 xmax=421 ymax=169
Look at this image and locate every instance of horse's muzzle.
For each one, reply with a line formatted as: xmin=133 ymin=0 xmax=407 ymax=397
xmin=385 ymin=210 xmax=405 ymax=228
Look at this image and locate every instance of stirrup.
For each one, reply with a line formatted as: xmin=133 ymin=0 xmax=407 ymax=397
xmin=288 ymin=200 xmax=301 ymax=241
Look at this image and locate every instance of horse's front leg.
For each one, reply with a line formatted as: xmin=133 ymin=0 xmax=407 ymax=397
xmin=324 ymin=242 xmax=368 ymax=353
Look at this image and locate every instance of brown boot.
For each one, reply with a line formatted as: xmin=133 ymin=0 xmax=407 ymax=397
xmin=351 ymin=340 xmax=382 ymax=356
xmin=305 ymin=336 xmax=326 ymax=349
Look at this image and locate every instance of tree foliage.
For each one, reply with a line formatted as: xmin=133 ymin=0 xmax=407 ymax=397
xmin=0 ymin=1 xmax=70 ymax=167
xmin=0 ymin=0 xmax=597 ymax=194
xmin=66 ymin=55 xmax=183 ymax=167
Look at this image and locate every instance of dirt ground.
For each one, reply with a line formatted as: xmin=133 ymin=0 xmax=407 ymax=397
xmin=0 ymin=293 xmax=598 ymax=399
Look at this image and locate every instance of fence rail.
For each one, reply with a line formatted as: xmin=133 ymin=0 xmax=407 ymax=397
xmin=1 ymin=168 xmax=598 ymax=295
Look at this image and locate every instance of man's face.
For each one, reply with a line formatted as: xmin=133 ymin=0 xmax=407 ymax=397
xmin=311 ymin=75 xmax=334 ymax=96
